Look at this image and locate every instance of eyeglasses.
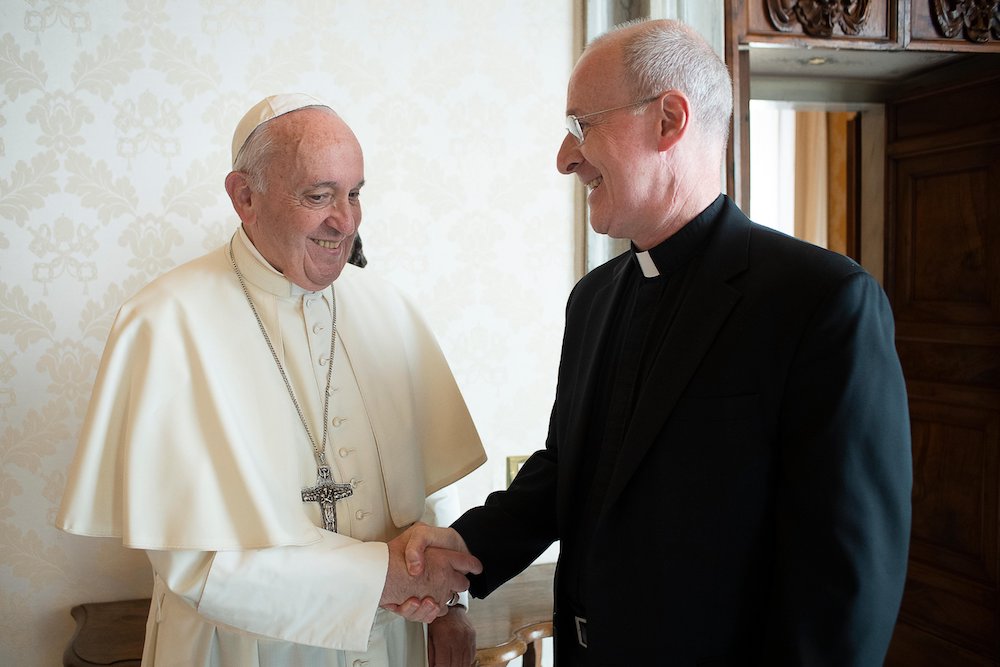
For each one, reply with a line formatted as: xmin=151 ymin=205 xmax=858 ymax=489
xmin=565 ymin=95 xmax=661 ymax=144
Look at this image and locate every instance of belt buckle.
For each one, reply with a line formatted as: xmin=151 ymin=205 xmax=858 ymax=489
xmin=574 ymin=615 xmax=588 ymax=648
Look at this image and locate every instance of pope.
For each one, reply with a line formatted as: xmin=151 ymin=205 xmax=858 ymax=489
xmin=57 ymin=94 xmax=486 ymax=667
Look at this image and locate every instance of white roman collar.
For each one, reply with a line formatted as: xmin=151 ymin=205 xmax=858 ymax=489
xmin=233 ymin=226 xmax=333 ymax=302
xmin=634 ymin=250 xmax=660 ymax=278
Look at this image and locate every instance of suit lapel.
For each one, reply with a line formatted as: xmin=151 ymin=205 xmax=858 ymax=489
xmin=558 ymin=255 xmax=632 ymax=520
xmin=601 ymin=201 xmax=751 ymax=512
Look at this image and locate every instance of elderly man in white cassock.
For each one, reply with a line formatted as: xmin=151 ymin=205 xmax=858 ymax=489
xmin=57 ymin=94 xmax=487 ymax=667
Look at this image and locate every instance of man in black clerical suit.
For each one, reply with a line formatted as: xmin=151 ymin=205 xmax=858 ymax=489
xmin=397 ymin=18 xmax=912 ymax=666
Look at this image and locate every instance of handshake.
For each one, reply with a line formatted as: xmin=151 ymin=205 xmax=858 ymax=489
xmin=379 ymin=523 xmax=481 ymax=623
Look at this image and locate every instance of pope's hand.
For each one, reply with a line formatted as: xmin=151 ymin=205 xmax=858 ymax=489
xmin=380 ymin=523 xmax=481 ymax=622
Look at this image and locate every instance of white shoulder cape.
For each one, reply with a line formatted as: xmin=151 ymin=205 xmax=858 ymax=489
xmin=57 ymin=244 xmax=485 ymax=550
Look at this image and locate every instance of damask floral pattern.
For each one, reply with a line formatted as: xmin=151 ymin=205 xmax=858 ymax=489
xmin=0 ymin=1 xmax=575 ymax=663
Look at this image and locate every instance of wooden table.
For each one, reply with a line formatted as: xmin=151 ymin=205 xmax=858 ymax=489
xmin=467 ymin=562 xmax=555 ymax=666
xmin=64 ymin=563 xmax=555 ymax=667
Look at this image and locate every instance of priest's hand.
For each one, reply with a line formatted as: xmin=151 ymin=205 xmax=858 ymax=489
xmin=428 ymin=605 xmax=476 ymax=667
xmin=398 ymin=522 xmax=472 ymax=577
xmin=384 ymin=523 xmax=477 ymax=622
xmin=381 ymin=523 xmax=482 ymax=621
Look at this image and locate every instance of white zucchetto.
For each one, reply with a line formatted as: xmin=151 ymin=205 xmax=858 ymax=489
xmin=231 ymin=93 xmax=330 ymax=167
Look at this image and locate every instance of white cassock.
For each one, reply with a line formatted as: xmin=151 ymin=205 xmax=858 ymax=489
xmin=57 ymin=227 xmax=486 ymax=666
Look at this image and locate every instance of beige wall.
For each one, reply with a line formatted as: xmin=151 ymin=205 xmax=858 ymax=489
xmin=0 ymin=1 xmax=576 ymax=663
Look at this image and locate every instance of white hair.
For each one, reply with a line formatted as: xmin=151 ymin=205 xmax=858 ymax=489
xmin=596 ymin=19 xmax=733 ymax=147
xmin=232 ymin=122 xmax=274 ymax=192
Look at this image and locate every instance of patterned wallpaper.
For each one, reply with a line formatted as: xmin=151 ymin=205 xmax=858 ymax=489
xmin=0 ymin=1 xmax=576 ymax=663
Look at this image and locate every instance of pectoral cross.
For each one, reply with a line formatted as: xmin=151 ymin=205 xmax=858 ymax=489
xmin=301 ymin=465 xmax=354 ymax=532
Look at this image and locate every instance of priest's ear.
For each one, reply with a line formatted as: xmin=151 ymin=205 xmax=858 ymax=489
xmin=656 ymin=90 xmax=691 ymax=153
xmin=225 ymin=171 xmax=256 ymax=224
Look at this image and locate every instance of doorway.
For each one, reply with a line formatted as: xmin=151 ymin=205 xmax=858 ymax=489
xmin=748 ymin=100 xmax=872 ymax=266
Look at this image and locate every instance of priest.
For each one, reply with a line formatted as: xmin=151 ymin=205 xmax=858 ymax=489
xmin=57 ymin=94 xmax=487 ymax=667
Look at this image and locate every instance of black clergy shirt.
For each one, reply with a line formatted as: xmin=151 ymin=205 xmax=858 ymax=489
xmin=561 ymin=195 xmax=725 ymax=614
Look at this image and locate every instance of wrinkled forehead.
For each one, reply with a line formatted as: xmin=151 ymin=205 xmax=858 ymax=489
xmin=272 ymin=107 xmax=353 ymax=143
xmin=271 ymin=109 xmax=364 ymax=169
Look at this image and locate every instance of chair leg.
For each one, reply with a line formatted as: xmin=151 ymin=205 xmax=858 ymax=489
xmin=522 ymin=638 xmax=542 ymax=667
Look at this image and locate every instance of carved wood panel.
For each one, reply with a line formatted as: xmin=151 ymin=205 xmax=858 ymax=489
xmin=767 ymin=0 xmax=873 ymax=36
xmin=910 ymin=0 xmax=1000 ymax=51
xmin=737 ymin=0 xmax=1000 ymax=50
xmin=744 ymin=0 xmax=897 ymax=45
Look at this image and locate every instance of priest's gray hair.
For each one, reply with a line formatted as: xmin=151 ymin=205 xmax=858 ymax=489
xmin=597 ymin=19 xmax=733 ymax=148
xmin=233 ymin=105 xmax=332 ymax=192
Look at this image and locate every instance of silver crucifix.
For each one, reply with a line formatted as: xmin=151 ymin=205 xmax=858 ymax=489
xmin=301 ymin=465 xmax=354 ymax=532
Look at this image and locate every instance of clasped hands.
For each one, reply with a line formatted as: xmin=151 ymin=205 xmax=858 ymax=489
xmin=380 ymin=522 xmax=479 ymax=623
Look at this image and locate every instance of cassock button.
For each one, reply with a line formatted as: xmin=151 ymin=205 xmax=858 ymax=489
xmin=332 ymin=417 xmax=347 ymax=427
xmin=355 ymin=510 xmax=371 ymax=520
xmin=353 ymin=660 xmax=369 ymax=667
xmin=338 ymin=447 xmax=354 ymax=458
xmin=312 ymin=323 xmax=324 ymax=334
xmin=319 ymin=355 xmax=328 ymax=366
xmin=350 ymin=477 xmax=362 ymax=488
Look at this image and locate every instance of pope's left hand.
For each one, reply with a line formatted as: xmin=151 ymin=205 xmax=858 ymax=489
xmin=427 ymin=605 xmax=476 ymax=667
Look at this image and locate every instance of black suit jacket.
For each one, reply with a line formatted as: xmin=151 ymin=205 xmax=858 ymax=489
xmin=454 ymin=197 xmax=912 ymax=665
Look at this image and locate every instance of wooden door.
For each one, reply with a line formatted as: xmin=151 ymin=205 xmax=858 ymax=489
xmin=884 ymin=58 xmax=1000 ymax=666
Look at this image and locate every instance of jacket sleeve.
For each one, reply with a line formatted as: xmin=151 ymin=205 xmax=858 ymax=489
xmin=766 ymin=270 xmax=912 ymax=664
xmin=453 ymin=403 xmax=561 ymax=598
xmin=452 ymin=283 xmax=588 ymax=597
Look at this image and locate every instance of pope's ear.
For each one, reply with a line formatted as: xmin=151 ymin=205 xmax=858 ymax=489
xmin=657 ymin=90 xmax=690 ymax=152
xmin=225 ymin=171 xmax=255 ymax=222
